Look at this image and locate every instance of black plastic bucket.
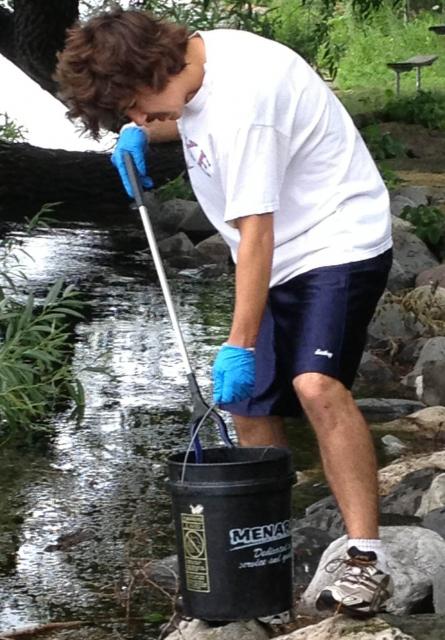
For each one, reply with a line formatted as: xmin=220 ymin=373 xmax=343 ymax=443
xmin=168 ymin=446 xmax=294 ymax=621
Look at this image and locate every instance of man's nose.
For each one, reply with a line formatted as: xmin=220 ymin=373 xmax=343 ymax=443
xmin=127 ymin=107 xmax=147 ymax=126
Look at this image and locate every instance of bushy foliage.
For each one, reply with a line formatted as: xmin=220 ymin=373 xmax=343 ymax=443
xmin=271 ymin=0 xmax=346 ymax=76
xmin=155 ymin=172 xmax=196 ymax=203
xmin=401 ymin=204 xmax=445 ymax=259
xmin=383 ymin=90 xmax=445 ymax=130
xmin=360 ymin=123 xmax=405 ymax=189
xmin=361 ymin=123 xmax=406 ymax=160
xmin=0 ymin=206 xmax=86 ymax=439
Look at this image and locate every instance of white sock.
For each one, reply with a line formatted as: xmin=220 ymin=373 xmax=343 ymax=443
xmin=347 ymin=538 xmax=388 ymax=572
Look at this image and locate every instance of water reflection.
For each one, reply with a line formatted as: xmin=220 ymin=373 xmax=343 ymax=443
xmin=0 ymin=221 xmax=235 ymax=632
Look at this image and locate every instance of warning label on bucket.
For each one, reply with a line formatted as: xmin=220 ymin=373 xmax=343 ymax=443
xmin=181 ymin=513 xmax=210 ymax=593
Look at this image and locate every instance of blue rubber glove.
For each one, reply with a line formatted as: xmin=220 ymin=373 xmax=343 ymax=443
xmin=212 ymin=344 xmax=255 ymax=405
xmin=111 ymin=126 xmax=154 ymax=198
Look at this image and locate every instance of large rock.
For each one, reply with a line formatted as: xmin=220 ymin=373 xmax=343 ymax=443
xmin=372 ymin=406 xmax=445 ymax=438
xmin=393 ymin=185 xmax=430 ymax=208
xmin=402 ymin=286 xmax=445 ymax=322
xmin=299 ymin=527 xmax=445 ymax=616
xmin=417 ymin=264 xmax=445 ymax=288
xmin=158 ymin=231 xmax=196 ymax=255
xmin=391 ymin=223 xmax=439 ymax=287
xmin=179 ymin=202 xmax=216 ymax=239
xmin=403 ymin=337 xmax=445 ymax=397
xmin=357 ymin=398 xmax=425 ymax=421
xmin=353 ymin=352 xmax=395 ymax=395
xmin=380 ymin=467 xmax=438 ymax=515
xmin=278 ymin=614 xmax=416 ymax=639
xmin=292 ymin=526 xmax=334 ymax=588
xmin=390 ymin=194 xmax=418 ymax=218
xmin=164 ymin=619 xmax=268 ymax=640
xmin=416 ymin=473 xmax=445 ymax=517
xmin=195 ymin=234 xmax=232 ymax=264
xmin=422 ymin=361 xmax=445 ymax=406
xmin=368 ymin=299 xmax=424 ymax=343
xmin=381 ymin=613 xmax=445 ymax=640
xmin=423 ymin=507 xmax=445 ymax=539
xmin=395 ymin=337 xmax=428 ymax=367
xmin=158 ymin=199 xmax=198 ymax=234
xmin=379 ymin=450 xmax=445 ymax=495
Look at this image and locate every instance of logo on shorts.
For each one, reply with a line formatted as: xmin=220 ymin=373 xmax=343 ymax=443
xmin=314 ymin=348 xmax=333 ymax=359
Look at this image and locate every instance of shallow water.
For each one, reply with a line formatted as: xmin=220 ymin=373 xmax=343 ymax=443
xmin=0 ymin=219 xmax=320 ymax=637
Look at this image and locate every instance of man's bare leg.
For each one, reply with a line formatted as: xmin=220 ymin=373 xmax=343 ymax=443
xmin=232 ymin=415 xmax=288 ymax=447
xmin=293 ymin=372 xmax=379 ymax=539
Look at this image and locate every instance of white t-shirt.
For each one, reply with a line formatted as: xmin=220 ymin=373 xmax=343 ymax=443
xmin=177 ymin=29 xmax=392 ymax=287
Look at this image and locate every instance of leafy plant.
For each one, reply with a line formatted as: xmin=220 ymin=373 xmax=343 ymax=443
xmin=383 ymin=91 xmax=445 ymax=130
xmin=361 ymin=124 xmax=406 ymax=160
xmin=379 ymin=165 xmax=402 ymax=190
xmin=400 ymin=203 xmax=445 ymax=258
xmin=155 ymin=172 xmax=196 ymax=203
xmin=0 ymin=206 xmax=86 ymax=439
xmin=0 ymin=112 xmax=27 ymax=142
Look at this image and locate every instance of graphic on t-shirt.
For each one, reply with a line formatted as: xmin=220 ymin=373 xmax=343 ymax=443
xmin=185 ymin=136 xmax=212 ymax=177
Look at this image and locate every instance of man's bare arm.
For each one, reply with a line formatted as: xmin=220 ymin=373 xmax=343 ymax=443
xmin=142 ymin=120 xmax=180 ymax=143
xmin=228 ymin=214 xmax=274 ymax=348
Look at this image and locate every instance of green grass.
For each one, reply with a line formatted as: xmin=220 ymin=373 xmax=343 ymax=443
xmin=333 ymin=8 xmax=445 ymax=94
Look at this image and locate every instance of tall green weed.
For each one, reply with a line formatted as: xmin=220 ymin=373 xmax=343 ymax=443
xmin=0 ymin=206 xmax=86 ymax=440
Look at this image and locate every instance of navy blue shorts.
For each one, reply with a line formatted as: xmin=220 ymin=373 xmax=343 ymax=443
xmin=221 ymin=249 xmax=392 ymax=417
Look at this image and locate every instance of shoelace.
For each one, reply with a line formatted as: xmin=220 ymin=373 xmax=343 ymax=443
xmin=324 ymin=557 xmax=379 ymax=585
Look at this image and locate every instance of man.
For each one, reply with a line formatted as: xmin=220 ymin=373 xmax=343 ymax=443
xmin=56 ymin=7 xmax=394 ymax=617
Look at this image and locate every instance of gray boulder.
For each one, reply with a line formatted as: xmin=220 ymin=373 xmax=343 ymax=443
xmin=381 ymin=434 xmax=409 ymax=458
xmin=164 ymin=619 xmax=268 ymax=640
xmin=179 ymin=203 xmax=215 ymax=239
xmin=299 ymin=527 xmax=445 ymax=616
xmin=380 ymin=467 xmax=439 ymax=515
xmin=422 ymin=361 xmax=445 ymax=406
xmin=403 ymin=337 xmax=445 ymax=391
xmin=395 ymin=338 xmax=428 ymax=367
xmin=278 ymin=614 xmax=416 ymax=639
xmin=416 ymin=264 xmax=445 ymax=288
xmin=423 ymin=507 xmax=445 ymax=539
xmin=195 ymin=233 xmax=232 ymax=264
xmin=392 ymin=223 xmax=439 ymax=287
xmin=416 ymin=473 xmax=445 ymax=517
xmin=292 ymin=526 xmax=334 ymax=588
xmin=390 ymin=194 xmax=417 ymax=218
xmin=368 ymin=299 xmax=424 ymax=343
xmin=393 ymin=185 xmax=430 ymax=208
xmin=356 ymin=398 xmax=425 ymax=422
xmin=354 ymin=352 xmax=395 ymax=394
xmin=158 ymin=198 xmax=198 ymax=234
xmin=158 ymin=231 xmax=196 ymax=256
xmin=381 ymin=613 xmax=445 ymax=640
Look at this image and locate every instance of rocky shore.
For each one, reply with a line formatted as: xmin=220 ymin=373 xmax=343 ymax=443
xmin=140 ymin=182 xmax=445 ymax=639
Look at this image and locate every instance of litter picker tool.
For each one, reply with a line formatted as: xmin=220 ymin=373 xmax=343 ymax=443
xmin=123 ymin=152 xmax=233 ymax=462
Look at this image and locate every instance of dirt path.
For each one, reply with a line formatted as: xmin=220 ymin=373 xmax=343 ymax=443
xmin=380 ymin=122 xmax=445 ymax=191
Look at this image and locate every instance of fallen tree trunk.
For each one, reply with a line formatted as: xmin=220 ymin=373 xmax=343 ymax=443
xmin=0 ymin=140 xmax=186 ymax=220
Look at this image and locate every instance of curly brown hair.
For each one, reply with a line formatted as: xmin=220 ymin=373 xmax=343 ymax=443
xmin=55 ymin=7 xmax=190 ymax=138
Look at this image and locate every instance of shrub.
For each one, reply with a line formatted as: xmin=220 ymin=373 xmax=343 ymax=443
xmin=361 ymin=124 xmax=406 ymax=160
xmin=155 ymin=172 xmax=196 ymax=202
xmin=400 ymin=203 xmax=445 ymax=259
xmin=382 ymin=90 xmax=445 ymax=130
